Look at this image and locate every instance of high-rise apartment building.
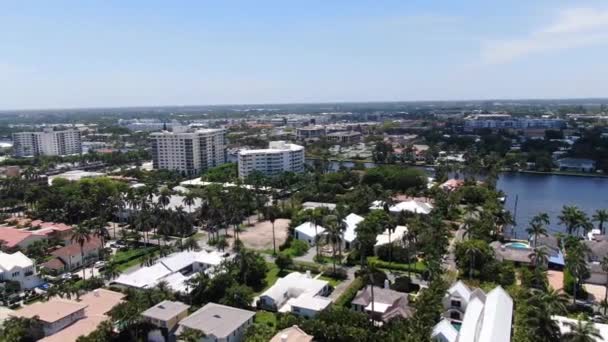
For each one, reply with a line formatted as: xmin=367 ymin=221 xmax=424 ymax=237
xmin=150 ymin=127 xmax=226 ymax=176
xmin=238 ymin=141 xmax=305 ymax=179
xmin=12 ymin=128 xmax=82 ymax=157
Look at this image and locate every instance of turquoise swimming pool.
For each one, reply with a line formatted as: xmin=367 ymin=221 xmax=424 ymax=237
xmin=505 ymin=242 xmax=530 ymax=249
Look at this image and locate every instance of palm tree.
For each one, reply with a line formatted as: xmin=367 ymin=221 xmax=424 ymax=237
xmin=529 ymin=288 xmax=569 ymax=315
xmin=308 ymin=208 xmax=324 ymax=258
xmin=71 ymin=224 xmax=91 ymax=280
xmin=561 ymin=315 xmax=602 ymax=342
xmin=529 ymin=247 xmax=549 ymax=270
xmin=183 ymin=236 xmax=200 ymax=251
xmin=559 ymin=206 xmax=592 ymax=237
xmin=565 ymin=242 xmax=590 ymax=305
xmin=178 ymin=327 xmax=205 ymax=342
xmin=182 ymin=192 xmax=196 ymax=214
xmin=157 ymin=188 xmax=171 ymax=209
xmin=102 ymin=262 xmax=121 ymax=281
xmin=464 ymin=243 xmax=482 ymax=279
xmin=601 ymin=256 xmax=608 ymax=314
xmin=323 ymin=214 xmax=342 ymax=273
xmin=266 ymin=205 xmax=278 ymax=255
xmin=91 ymin=218 xmax=109 ymax=250
xmin=527 ymin=222 xmax=548 ymax=248
xmin=593 ymin=209 xmax=608 ymax=235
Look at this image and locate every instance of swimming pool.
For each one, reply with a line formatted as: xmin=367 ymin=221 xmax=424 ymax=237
xmin=505 ymin=242 xmax=531 ymax=249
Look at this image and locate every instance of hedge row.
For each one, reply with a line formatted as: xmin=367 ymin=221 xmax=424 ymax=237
xmin=368 ymin=257 xmax=427 ymax=273
xmin=334 ymin=277 xmax=365 ymax=307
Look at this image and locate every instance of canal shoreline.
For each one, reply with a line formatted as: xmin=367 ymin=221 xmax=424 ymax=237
xmin=305 ymin=157 xmax=608 ymax=179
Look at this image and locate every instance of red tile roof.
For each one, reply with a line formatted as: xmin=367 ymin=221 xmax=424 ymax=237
xmin=51 ymin=236 xmax=102 ymax=259
xmin=41 ymin=257 xmax=66 ymax=270
xmin=0 ymin=227 xmax=34 ymax=248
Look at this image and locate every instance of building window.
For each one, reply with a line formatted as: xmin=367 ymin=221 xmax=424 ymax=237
xmin=451 ymin=300 xmax=461 ymax=308
xmin=450 ymin=311 xmax=461 ymax=320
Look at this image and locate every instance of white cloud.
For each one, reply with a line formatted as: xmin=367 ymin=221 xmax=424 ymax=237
xmin=481 ymin=7 xmax=608 ymax=64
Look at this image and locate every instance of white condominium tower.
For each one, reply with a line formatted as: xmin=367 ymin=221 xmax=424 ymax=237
xmin=238 ymin=141 xmax=305 ymax=179
xmin=13 ymin=128 xmax=82 ymax=157
xmin=150 ymin=127 xmax=226 ymax=176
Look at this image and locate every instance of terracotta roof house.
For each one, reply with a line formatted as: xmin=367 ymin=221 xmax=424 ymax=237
xmin=13 ymin=299 xmax=87 ymax=337
xmin=351 ymin=285 xmax=413 ymax=323
xmin=42 ymin=236 xmax=102 ymax=273
xmin=0 ymin=227 xmax=47 ymax=249
xmin=270 ymin=326 xmax=314 ymax=342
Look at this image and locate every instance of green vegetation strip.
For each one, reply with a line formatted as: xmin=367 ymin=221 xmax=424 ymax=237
xmin=334 ymin=277 xmax=364 ymax=307
xmin=368 ymin=257 xmax=427 ymax=273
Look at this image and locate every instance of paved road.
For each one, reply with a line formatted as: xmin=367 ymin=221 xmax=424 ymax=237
xmin=294 ymin=248 xmax=317 ymax=263
xmin=329 ymin=266 xmax=358 ymax=300
xmin=443 ymin=226 xmax=465 ymax=272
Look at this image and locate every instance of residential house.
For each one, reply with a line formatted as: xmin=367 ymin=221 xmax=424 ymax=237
xmin=270 ymin=326 xmax=313 ymax=342
xmin=439 ymin=179 xmax=465 ymax=192
xmin=351 ymin=285 xmax=413 ymax=323
xmin=12 ymin=300 xmax=87 ymax=336
xmin=374 ymin=225 xmax=408 ymax=252
xmin=39 ymin=289 xmax=125 ymax=342
xmin=0 ymin=227 xmax=47 ymax=250
xmin=490 ymin=241 xmax=535 ymax=266
xmin=583 ymin=237 xmax=608 ymax=285
xmin=112 ymin=250 xmax=228 ymax=292
xmin=301 ymin=202 xmax=336 ymax=211
xmin=432 ymin=283 xmax=513 ymax=342
xmin=294 ymin=222 xmax=326 ymax=246
xmin=553 ymin=315 xmax=608 ymax=341
xmin=388 ymin=200 xmax=433 ymax=215
xmin=142 ymin=300 xmax=190 ymax=340
xmin=41 ymin=236 xmax=102 ymax=273
xmin=176 ymin=303 xmax=255 ymax=342
xmin=258 ymin=272 xmax=331 ymax=318
xmin=0 ymin=251 xmax=42 ymax=289
xmin=557 ymin=158 xmax=596 ymax=172
xmin=342 ymin=213 xmax=364 ymax=250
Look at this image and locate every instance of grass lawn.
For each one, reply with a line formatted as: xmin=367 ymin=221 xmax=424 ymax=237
xmin=255 ymin=263 xmax=281 ymax=295
xmin=367 ymin=256 xmax=427 ymax=273
xmin=319 ymin=275 xmax=343 ymax=287
xmin=111 ymin=247 xmax=159 ymax=272
xmin=255 ymin=311 xmax=277 ymax=328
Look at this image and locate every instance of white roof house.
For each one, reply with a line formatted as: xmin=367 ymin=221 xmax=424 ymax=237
xmin=375 ymin=226 xmax=407 ymax=247
xmin=343 ymin=213 xmax=364 ymax=244
xmin=553 ymin=316 xmax=608 ymax=341
xmin=389 ymin=200 xmax=433 ymax=215
xmin=294 ymin=222 xmax=326 ymax=245
xmin=477 ymin=287 xmax=513 ymax=342
xmin=0 ymin=251 xmax=41 ymax=289
xmin=258 ymin=272 xmax=331 ymax=317
xmin=113 ymin=250 xmax=227 ymax=291
xmin=433 ymin=284 xmax=513 ymax=342
xmin=432 ymin=318 xmax=458 ymax=342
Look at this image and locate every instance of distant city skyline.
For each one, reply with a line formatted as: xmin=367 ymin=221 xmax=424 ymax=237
xmin=2 ymin=0 xmax=608 ymax=110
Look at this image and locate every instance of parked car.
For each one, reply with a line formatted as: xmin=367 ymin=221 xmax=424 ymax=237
xmin=93 ymin=261 xmax=106 ymax=269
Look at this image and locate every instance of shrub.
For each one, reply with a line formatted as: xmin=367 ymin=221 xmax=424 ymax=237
xmin=563 ymin=268 xmax=588 ymax=300
xmin=367 ymin=258 xmax=427 ymax=274
xmin=376 ymin=245 xmax=415 ymax=264
xmin=289 ymin=240 xmax=309 ymax=257
xmin=323 ymin=267 xmax=348 ymax=280
xmin=334 ymin=277 xmax=364 ymax=307
xmin=391 ymin=276 xmax=420 ymax=293
xmin=275 ymin=253 xmax=293 ymax=271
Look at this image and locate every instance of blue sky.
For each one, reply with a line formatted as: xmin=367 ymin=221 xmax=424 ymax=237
xmin=1 ymin=0 xmax=608 ymax=109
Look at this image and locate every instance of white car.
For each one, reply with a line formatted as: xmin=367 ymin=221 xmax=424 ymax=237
xmin=93 ymin=261 xmax=106 ymax=269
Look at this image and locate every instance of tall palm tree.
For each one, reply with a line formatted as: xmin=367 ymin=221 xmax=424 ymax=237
xmin=182 ymin=192 xmax=196 ymax=214
xmin=561 ymin=316 xmax=602 ymax=342
xmin=323 ymin=214 xmax=342 ymax=273
xmin=71 ymin=224 xmax=91 ymax=280
xmin=464 ymin=243 xmax=482 ymax=279
xmin=266 ymin=205 xmax=278 ymax=255
xmin=183 ymin=236 xmax=199 ymax=251
xmin=157 ymin=187 xmax=171 ymax=209
xmin=593 ymin=209 xmax=608 ymax=235
xmin=308 ymin=208 xmax=324 ymax=258
xmin=527 ymin=221 xmax=548 ymax=248
xmin=565 ymin=242 xmax=590 ymax=305
xmin=559 ymin=206 xmax=592 ymax=237
xmin=90 ymin=218 xmax=109 ymax=250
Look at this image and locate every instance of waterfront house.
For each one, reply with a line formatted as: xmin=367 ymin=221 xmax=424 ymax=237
xmin=0 ymin=251 xmax=42 ymax=289
xmin=176 ymin=303 xmax=255 ymax=342
xmin=351 ymin=284 xmax=413 ymax=323
xmin=557 ymin=158 xmax=596 ymax=172
xmin=490 ymin=241 xmax=536 ymax=267
xmin=258 ymin=271 xmax=331 ymax=317
xmin=294 ymin=222 xmax=326 ymax=246
xmin=432 ymin=284 xmax=513 ymax=342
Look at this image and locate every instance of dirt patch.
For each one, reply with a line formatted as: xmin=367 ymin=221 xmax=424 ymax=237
xmin=584 ymin=284 xmax=606 ymax=303
xmin=236 ymin=219 xmax=291 ymax=251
